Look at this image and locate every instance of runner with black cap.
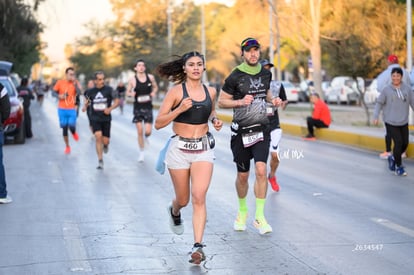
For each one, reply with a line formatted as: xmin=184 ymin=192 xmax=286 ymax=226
xmin=260 ymin=59 xmax=288 ymax=192
xmin=218 ymin=38 xmax=282 ymax=235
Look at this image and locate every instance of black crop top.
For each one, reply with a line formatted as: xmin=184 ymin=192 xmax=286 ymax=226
xmin=173 ymin=83 xmax=212 ymax=125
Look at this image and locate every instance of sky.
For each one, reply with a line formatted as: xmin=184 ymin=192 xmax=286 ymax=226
xmin=37 ymin=0 xmax=114 ymax=62
xmin=37 ymin=0 xmax=235 ymax=63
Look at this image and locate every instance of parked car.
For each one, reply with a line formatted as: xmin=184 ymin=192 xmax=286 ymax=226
xmin=298 ymin=80 xmax=313 ymax=102
xmin=281 ymin=81 xmax=299 ymax=103
xmin=0 ymin=61 xmax=25 ymax=144
xmin=325 ymin=76 xmax=364 ymax=105
xmin=364 ymin=78 xmax=379 ymax=104
xmin=321 ymin=81 xmax=331 ymax=96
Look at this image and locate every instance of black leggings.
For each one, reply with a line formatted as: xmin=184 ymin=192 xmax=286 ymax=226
xmin=62 ymin=126 xmax=76 ymax=137
xmin=385 ymin=123 xmax=409 ymax=167
xmin=306 ymin=117 xmax=328 ymax=136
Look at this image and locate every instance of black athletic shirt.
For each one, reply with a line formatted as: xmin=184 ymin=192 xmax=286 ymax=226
xmin=222 ymin=67 xmax=271 ymax=101
xmin=222 ymin=67 xmax=271 ymax=124
xmin=84 ymin=85 xmax=118 ymax=122
xmin=173 ymin=83 xmax=212 ymax=125
xmin=133 ymin=74 xmax=153 ymax=110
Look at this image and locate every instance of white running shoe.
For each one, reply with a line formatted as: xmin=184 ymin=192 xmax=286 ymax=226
xmin=138 ymin=152 xmax=144 ymax=162
xmin=189 ymin=243 xmax=206 ymax=264
xmin=97 ymin=160 xmax=104 ymax=169
xmin=167 ymin=205 xmax=184 ymax=235
xmin=0 ymin=195 xmax=13 ymax=204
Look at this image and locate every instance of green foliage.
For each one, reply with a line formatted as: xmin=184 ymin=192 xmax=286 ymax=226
xmin=69 ymin=50 xmax=105 ymax=79
xmin=119 ymin=20 xmax=169 ymax=73
xmin=395 ymin=0 xmax=413 ymax=4
xmin=323 ymin=34 xmax=374 ymax=78
xmin=0 ymin=0 xmax=43 ymax=76
xmin=71 ymin=1 xmax=202 ymax=78
xmin=321 ymin=0 xmax=406 ymax=79
xmin=68 ymin=0 xmax=411 ymax=87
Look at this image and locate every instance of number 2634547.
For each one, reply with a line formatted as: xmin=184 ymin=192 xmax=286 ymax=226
xmin=352 ymin=244 xmax=383 ymax=251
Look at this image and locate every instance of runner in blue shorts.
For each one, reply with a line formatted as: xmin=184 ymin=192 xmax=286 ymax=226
xmin=53 ymin=67 xmax=82 ymax=154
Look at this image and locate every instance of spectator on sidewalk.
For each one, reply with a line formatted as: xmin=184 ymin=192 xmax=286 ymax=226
xmin=373 ymin=67 xmax=414 ymax=176
xmin=303 ymin=92 xmax=331 ymax=140
xmin=16 ymin=77 xmax=35 ymax=138
xmin=376 ymin=54 xmax=411 ymax=159
xmin=0 ymin=83 xmax=11 ymax=204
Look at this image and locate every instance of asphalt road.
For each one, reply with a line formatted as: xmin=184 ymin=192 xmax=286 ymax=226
xmin=1 ymin=97 xmax=413 ymax=275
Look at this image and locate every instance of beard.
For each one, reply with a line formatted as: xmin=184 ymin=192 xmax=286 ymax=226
xmin=245 ymin=59 xmax=259 ymax=66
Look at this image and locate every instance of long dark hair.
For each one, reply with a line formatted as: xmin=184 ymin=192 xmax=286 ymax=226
xmin=156 ymin=51 xmax=204 ymax=84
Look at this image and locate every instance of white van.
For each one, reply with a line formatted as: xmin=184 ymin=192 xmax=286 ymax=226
xmin=325 ymin=76 xmax=364 ymax=105
xmin=364 ymin=78 xmax=379 ymax=104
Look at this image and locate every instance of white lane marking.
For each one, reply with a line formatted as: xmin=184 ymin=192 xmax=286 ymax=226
xmin=63 ymin=221 xmax=92 ymax=272
xmin=371 ymin=217 xmax=414 ymax=238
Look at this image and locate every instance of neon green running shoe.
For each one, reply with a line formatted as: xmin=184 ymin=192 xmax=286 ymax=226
xmin=233 ymin=212 xmax=247 ymax=231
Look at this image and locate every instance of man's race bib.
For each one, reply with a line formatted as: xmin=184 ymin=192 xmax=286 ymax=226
xmin=93 ymin=103 xmax=106 ymax=111
xmin=137 ymin=95 xmax=151 ymax=103
xmin=242 ymin=131 xmax=264 ymax=148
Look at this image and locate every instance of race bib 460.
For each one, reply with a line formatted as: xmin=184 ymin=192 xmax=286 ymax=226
xmin=177 ymin=139 xmax=204 ymax=151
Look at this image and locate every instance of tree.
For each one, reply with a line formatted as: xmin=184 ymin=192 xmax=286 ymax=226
xmin=109 ymin=0 xmax=202 ymax=76
xmin=324 ymin=34 xmax=374 ymax=125
xmin=277 ymin=0 xmax=324 ymax=97
xmin=68 ymin=0 xmax=410 ymax=93
xmin=70 ymin=50 xmax=105 ymax=78
xmin=322 ymin=0 xmax=407 ymax=126
xmin=69 ymin=21 xmax=123 ymax=79
xmin=322 ymin=0 xmax=406 ymax=79
xmin=0 ymin=0 xmax=44 ymax=75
